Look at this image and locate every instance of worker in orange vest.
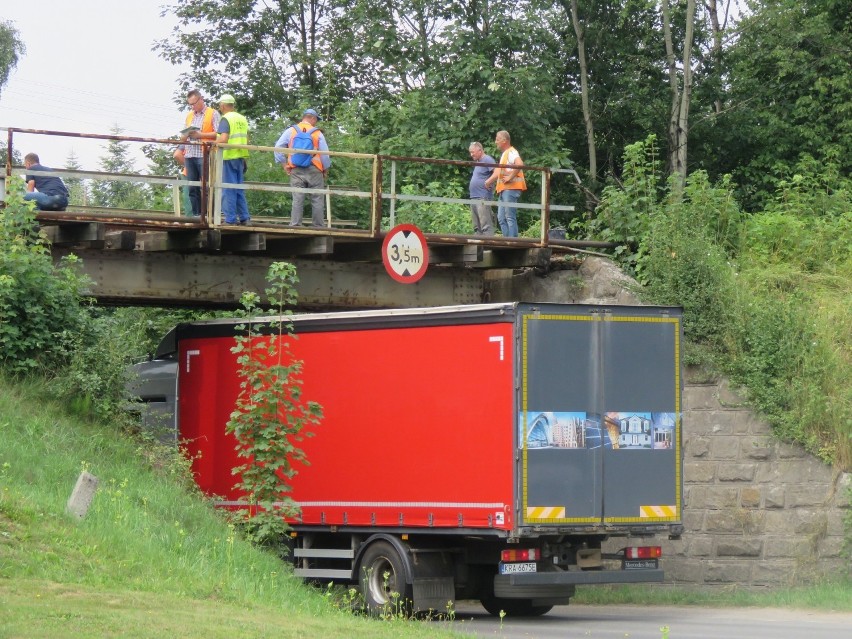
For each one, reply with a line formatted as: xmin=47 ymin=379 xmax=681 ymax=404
xmin=274 ymin=108 xmax=331 ymax=227
xmin=484 ymin=130 xmax=526 ymax=237
xmin=177 ymin=89 xmax=220 ymax=216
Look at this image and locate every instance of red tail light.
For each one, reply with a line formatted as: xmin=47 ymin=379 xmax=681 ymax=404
xmin=624 ymin=546 xmax=662 ymax=559
xmin=501 ymin=548 xmax=540 ymax=562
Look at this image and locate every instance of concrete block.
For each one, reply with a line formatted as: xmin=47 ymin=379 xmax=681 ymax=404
xmin=763 ymin=486 xmax=787 ymax=508
xmin=687 ymin=536 xmax=714 ymax=557
xmin=787 ymin=486 xmax=829 ymax=508
xmin=684 ymin=461 xmax=716 ymax=483
xmin=709 ymin=436 xmax=740 ymax=460
xmin=704 ymin=511 xmax=742 ymax=533
xmin=826 ymin=511 xmax=845 ymax=536
xmin=765 ymin=510 xmax=826 ymax=536
xmin=740 ymin=487 xmax=761 ymax=508
xmin=664 ymin=559 xmax=703 ymax=583
xmin=682 ymin=510 xmax=705 ymax=533
xmin=717 ymin=379 xmax=748 ymax=407
xmin=716 ymin=538 xmax=763 ymax=557
xmin=764 ymin=486 xmax=785 ymax=508
xmin=817 ymin=537 xmax=844 ymax=559
xmin=687 ymin=437 xmax=710 ymax=458
xmin=705 ymin=560 xmax=752 ymax=584
xmin=763 ymin=537 xmax=809 ymax=559
xmin=66 ymin=471 xmax=99 ymax=519
xmin=752 ymin=561 xmax=796 ymax=586
xmin=741 ymin=437 xmax=774 ymax=460
xmin=703 ymin=487 xmax=739 ymax=510
xmin=717 ymin=463 xmax=756 ymax=482
xmin=683 ymin=386 xmax=719 ymax=412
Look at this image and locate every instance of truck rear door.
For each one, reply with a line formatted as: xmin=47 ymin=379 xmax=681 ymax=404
xmin=516 ymin=305 xmax=682 ymax=527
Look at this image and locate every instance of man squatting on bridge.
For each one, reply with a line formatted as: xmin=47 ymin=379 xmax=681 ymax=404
xmin=177 ymin=89 xmax=221 ymax=217
xmin=468 ymin=142 xmax=496 ymax=235
xmin=215 ymin=94 xmax=251 ymax=226
xmin=23 ymin=153 xmax=69 ymax=211
xmin=274 ymin=109 xmax=332 ymax=227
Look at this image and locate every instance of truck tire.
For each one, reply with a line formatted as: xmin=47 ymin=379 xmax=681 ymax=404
xmin=359 ymin=541 xmax=413 ymax=616
xmin=480 ymin=596 xmax=553 ymax=617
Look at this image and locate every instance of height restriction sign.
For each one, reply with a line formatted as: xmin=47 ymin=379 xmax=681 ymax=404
xmin=382 ymin=224 xmax=429 ymax=283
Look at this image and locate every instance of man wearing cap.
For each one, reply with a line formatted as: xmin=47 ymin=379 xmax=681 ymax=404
xmin=216 ymin=94 xmax=251 ymax=225
xmin=273 ymin=108 xmax=331 ymax=227
xmin=179 ymin=89 xmax=221 ymax=216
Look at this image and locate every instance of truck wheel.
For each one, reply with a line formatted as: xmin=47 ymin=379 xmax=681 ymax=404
xmin=480 ymin=596 xmax=553 ymax=617
xmin=359 ymin=541 xmax=413 ymax=616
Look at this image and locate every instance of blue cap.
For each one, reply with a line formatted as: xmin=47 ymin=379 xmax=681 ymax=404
xmin=303 ymin=108 xmax=321 ymax=121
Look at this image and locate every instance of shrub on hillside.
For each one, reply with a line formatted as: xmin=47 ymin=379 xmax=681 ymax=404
xmin=0 ymin=193 xmax=91 ymax=375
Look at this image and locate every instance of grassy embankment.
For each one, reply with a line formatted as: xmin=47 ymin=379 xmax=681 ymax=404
xmin=0 ymin=379 xmax=468 ymax=639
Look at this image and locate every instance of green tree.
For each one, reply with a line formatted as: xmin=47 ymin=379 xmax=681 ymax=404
xmin=719 ymin=0 xmax=851 ymax=209
xmin=142 ymin=142 xmax=182 ymax=211
xmin=91 ymin=127 xmax=149 ymax=209
xmin=64 ymin=151 xmax=89 ymax=206
xmin=0 ymin=20 xmax=25 ymax=97
xmin=227 ymin=263 xmax=322 ymax=545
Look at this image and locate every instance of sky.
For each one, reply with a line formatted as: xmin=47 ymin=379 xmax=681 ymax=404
xmin=0 ymin=0 xmax=191 ymax=170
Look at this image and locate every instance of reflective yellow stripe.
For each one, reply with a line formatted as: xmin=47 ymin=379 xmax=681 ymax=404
xmin=526 ymin=506 xmax=566 ymax=519
xmin=640 ymin=505 xmax=677 ymax=518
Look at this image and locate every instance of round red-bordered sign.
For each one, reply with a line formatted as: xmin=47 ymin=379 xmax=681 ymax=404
xmin=382 ymin=224 xmax=429 ymax=283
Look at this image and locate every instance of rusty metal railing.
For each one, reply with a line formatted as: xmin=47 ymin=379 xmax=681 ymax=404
xmin=3 ymin=126 xmax=588 ymax=248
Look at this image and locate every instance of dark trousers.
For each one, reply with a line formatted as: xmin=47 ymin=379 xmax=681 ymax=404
xmin=185 ymin=157 xmax=203 ymax=216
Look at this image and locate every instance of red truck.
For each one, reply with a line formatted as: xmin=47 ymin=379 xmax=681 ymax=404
xmin=133 ymin=302 xmax=683 ymax=616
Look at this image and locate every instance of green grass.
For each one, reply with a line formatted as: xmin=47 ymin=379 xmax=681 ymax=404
xmin=0 ymin=378 xmax=467 ymax=638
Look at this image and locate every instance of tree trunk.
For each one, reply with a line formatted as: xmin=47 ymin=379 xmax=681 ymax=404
xmin=662 ymin=0 xmax=696 ymax=196
xmin=676 ymin=0 xmax=697 ymax=190
xmin=569 ymin=0 xmax=597 ymax=211
xmin=661 ymin=0 xmax=680 ymax=184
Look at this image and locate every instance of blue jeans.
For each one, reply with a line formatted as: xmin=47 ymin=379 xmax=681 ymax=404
xmin=24 ymin=192 xmax=68 ymax=211
xmin=185 ymin=157 xmax=203 ymax=216
xmin=497 ymin=189 xmax=521 ymax=237
xmin=222 ymin=159 xmax=250 ymax=224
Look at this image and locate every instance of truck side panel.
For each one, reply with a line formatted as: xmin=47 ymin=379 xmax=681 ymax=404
xmin=177 ymin=321 xmax=517 ymax=532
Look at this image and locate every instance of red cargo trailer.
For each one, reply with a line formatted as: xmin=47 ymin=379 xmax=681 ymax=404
xmin=133 ymin=302 xmax=684 ymax=616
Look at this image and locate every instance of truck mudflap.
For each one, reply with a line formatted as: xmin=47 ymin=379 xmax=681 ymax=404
xmin=496 ymin=567 xmax=664 ymax=597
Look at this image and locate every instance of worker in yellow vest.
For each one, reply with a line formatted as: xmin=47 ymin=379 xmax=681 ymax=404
xmin=216 ymin=94 xmax=251 ymax=225
xmin=484 ymin=130 xmax=526 ymax=237
xmin=179 ymin=89 xmax=220 ymax=216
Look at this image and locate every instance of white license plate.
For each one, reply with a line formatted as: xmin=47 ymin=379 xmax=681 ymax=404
xmin=499 ymin=562 xmax=537 ymax=574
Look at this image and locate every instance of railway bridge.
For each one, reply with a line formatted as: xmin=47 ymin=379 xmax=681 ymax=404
xmin=3 ymin=127 xmax=613 ymax=310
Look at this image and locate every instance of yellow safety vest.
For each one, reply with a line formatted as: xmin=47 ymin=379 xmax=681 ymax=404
xmin=221 ymin=111 xmax=249 ymax=160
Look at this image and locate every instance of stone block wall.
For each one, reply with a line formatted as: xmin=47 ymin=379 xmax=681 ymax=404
xmin=655 ymin=369 xmax=850 ymax=586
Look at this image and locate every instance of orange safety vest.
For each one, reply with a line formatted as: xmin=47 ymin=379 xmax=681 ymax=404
xmin=185 ymin=107 xmax=217 ymax=133
xmin=287 ymin=122 xmax=325 ymax=171
xmin=496 ymin=146 xmax=526 ymax=193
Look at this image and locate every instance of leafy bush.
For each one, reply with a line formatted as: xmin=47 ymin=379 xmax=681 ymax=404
xmin=594 ymin=138 xmax=850 ymax=468
xmin=394 ymin=181 xmax=470 ymax=234
xmin=0 ymin=193 xmax=91 ymax=376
